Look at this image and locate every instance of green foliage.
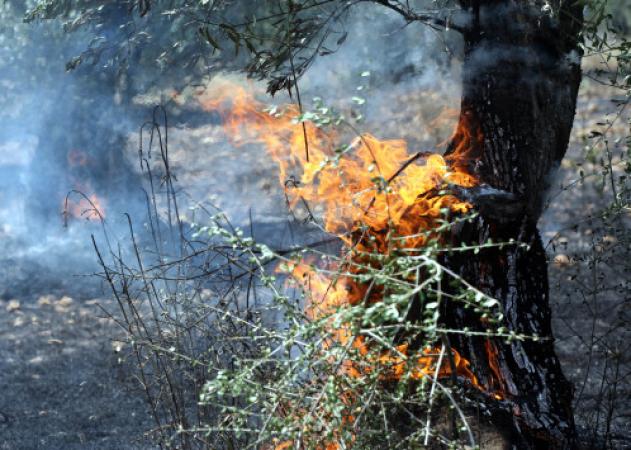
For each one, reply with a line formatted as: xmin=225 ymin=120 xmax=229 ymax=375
xmin=543 ymin=2 xmax=631 ymax=446
xmin=21 ymin=0 xmax=353 ymax=94
xmin=578 ymin=0 xmax=631 ymax=210
xmin=21 ymin=0 xmax=456 ymax=95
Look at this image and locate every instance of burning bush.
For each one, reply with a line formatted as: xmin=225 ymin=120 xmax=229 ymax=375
xmin=95 ymin=84 xmax=535 ymax=449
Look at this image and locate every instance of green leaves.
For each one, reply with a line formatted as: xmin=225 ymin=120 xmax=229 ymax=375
xmin=65 ymin=55 xmax=82 ymax=71
xmin=220 ymin=23 xmax=241 ymax=55
xmin=199 ymin=26 xmax=221 ymax=52
xmin=351 ymin=96 xmax=365 ymax=105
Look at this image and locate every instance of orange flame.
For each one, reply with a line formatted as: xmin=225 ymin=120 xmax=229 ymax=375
xmin=485 ymin=339 xmax=505 ymax=400
xmin=199 ymin=82 xmax=476 ymax=252
xmin=64 ymin=191 xmax=106 ymax=222
xmin=287 ymin=261 xmax=479 ymax=384
xmin=63 ymin=149 xmax=106 ymax=222
xmin=198 ymin=80 xmax=496 ymax=447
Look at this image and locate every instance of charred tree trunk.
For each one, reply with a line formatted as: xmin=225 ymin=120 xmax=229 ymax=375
xmin=443 ymin=1 xmax=583 ymax=448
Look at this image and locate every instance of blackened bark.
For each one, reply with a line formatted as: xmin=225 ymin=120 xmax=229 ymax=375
xmin=444 ymin=1 xmax=583 ymax=448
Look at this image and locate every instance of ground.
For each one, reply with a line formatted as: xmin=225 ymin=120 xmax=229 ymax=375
xmin=0 ymin=291 xmax=155 ymax=450
xmin=544 ymin=81 xmax=631 ymax=449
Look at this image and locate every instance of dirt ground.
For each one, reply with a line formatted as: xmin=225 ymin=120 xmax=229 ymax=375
xmin=0 ymin=290 xmax=155 ymax=450
xmin=543 ymin=80 xmax=631 ymax=449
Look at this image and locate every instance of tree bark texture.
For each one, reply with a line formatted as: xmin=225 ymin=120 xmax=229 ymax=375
xmin=443 ymin=1 xmax=584 ymax=448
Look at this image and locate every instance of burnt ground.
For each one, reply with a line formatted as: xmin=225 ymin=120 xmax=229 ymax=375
xmin=543 ymin=80 xmax=631 ymax=449
xmin=0 ymin=268 xmax=156 ymax=450
xmin=0 ymin=75 xmax=629 ymax=449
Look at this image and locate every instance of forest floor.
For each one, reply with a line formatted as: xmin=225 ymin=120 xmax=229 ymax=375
xmin=544 ymin=80 xmax=631 ymax=449
xmin=0 ymin=76 xmax=629 ymax=449
xmin=0 ymin=276 xmax=155 ymax=449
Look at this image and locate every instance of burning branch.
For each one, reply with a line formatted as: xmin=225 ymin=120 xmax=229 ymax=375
xmin=188 ymin=79 xmax=519 ymax=448
xmin=63 ymin=189 xmax=106 ymax=226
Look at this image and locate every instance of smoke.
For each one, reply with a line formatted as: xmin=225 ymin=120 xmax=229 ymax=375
xmin=0 ymin=6 xmax=148 ymax=298
xmin=292 ymin=4 xmax=464 ymax=204
xmin=303 ymin=4 xmax=459 ymax=91
xmin=0 ymin=2 xmax=464 ymax=298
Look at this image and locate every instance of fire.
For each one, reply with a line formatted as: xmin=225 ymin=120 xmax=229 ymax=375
xmin=63 ymin=191 xmax=106 ymax=223
xmin=63 ymin=149 xmax=106 ymax=223
xmin=199 ymin=81 xmax=477 ymax=252
xmin=198 ymin=80 xmax=495 ymax=447
xmin=288 ymin=261 xmax=480 ymax=384
xmin=485 ymin=339 xmax=505 ymax=400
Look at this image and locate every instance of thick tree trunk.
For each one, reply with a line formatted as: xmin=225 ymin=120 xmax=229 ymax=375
xmin=443 ymin=1 xmax=583 ymax=447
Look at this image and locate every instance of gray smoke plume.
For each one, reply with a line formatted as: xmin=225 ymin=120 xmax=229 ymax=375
xmin=0 ymin=2 xmax=463 ymax=299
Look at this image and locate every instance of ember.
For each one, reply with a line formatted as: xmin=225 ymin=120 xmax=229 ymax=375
xmin=63 ymin=149 xmax=106 ymax=223
xmin=63 ymin=190 xmax=106 ymax=223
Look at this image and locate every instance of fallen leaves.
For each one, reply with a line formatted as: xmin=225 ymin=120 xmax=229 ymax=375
xmin=55 ymin=296 xmax=74 ymax=313
xmin=37 ymin=295 xmax=54 ymax=307
xmin=36 ymin=294 xmax=75 ymax=313
xmin=553 ymin=254 xmax=572 ymax=268
xmin=6 ymin=299 xmax=20 ymax=312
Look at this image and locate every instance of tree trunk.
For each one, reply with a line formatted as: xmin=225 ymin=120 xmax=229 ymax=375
xmin=443 ymin=1 xmax=583 ymax=447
